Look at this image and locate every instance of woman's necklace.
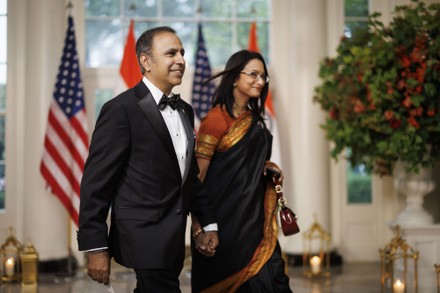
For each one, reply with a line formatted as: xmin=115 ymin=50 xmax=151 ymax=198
xmin=233 ymin=102 xmax=247 ymax=117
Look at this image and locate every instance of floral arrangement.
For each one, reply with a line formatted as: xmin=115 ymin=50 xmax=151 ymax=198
xmin=314 ymin=0 xmax=440 ymax=176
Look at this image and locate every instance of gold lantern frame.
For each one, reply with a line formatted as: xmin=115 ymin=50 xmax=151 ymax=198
xmin=20 ymin=242 xmax=38 ymax=285
xmin=1 ymin=227 xmax=22 ymax=283
xmin=380 ymin=226 xmax=419 ymax=293
xmin=302 ymin=217 xmax=331 ymax=278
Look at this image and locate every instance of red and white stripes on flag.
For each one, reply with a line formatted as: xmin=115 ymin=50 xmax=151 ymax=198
xmin=40 ymin=16 xmax=89 ymax=226
xmin=248 ymin=22 xmax=282 ymax=166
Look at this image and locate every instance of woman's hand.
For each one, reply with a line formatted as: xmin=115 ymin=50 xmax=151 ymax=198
xmin=263 ymin=161 xmax=284 ymax=184
xmin=193 ymin=228 xmax=218 ymax=257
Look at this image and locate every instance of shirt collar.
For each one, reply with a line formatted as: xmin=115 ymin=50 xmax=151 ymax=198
xmin=142 ymin=76 xmax=175 ymax=105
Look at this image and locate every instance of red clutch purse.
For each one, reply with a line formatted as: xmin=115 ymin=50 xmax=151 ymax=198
xmin=274 ymin=177 xmax=300 ymax=236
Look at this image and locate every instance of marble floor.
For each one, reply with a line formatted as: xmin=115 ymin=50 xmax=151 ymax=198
xmin=0 ymin=260 xmax=437 ymax=292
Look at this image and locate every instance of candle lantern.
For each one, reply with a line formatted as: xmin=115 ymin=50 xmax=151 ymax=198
xmin=380 ymin=226 xmax=418 ymax=293
xmin=302 ymin=216 xmax=331 ymax=278
xmin=20 ymin=242 xmax=38 ymax=285
xmin=1 ymin=227 xmax=22 ymax=282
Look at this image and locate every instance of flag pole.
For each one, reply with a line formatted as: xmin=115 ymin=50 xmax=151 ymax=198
xmin=66 ymin=215 xmax=75 ymax=276
xmin=68 ymin=216 xmax=74 ymax=276
xmin=41 ymin=0 xmax=88 ymax=278
xmin=58 ymin=0 xmax=75 ymax=277
xmin=66 ymin=0 xmax=75 ymax=277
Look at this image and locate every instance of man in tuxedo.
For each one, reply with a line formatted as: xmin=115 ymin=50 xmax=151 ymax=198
xmin=77 ymin=26 xmax=218 ymax=292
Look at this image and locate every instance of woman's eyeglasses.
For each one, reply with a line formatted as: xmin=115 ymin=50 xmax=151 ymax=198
xmin=240 ymin=71 xmax=270 ymax=83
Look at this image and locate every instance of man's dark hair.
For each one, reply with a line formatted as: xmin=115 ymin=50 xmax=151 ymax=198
xmin=135 ymin=26 xmax=176 ymax=74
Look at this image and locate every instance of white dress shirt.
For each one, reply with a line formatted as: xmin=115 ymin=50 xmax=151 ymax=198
xmin=143 ymin=77 xmax=188 ymax=178
xmin=143 ymin=77 xmax=217 ymax=232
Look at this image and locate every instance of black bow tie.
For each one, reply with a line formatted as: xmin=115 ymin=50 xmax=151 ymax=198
xmin=158 ymin=94 xmax=181 ymax=111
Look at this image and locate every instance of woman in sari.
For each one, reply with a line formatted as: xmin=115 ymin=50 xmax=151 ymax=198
xmin=191 ymin=50 xmax=292 ymax=293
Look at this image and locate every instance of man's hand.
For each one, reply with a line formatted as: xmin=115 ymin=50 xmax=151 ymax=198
xmin=87 ymin=251 xmax=111 ymax=285
xmin=194 ymin=231 xmax=219 ymax=257
xmin=203 ymin=231 xmax=219 ymax=256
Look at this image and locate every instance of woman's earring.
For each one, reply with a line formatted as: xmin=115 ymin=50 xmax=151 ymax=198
xmin=233 ymin=83 xmax=237 ymax=87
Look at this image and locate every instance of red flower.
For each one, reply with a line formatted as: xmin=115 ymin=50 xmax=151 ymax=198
xmin=410 ymin=107 xmax=423 ymax=117
xmin=410 ymin=47 xmax=424 ymax=63
xmin=384 ymin=110 xmax=394 ymax=120
xmin=329 ymin=108 xmax=338 ymax=119
xmin=427 ymin=108 xmax=435 ymax=117
xmin=354 ymin=101 xmax=366 ymax=113
xmin=402 ymin=96 xmax=412 ymax=108
xmin=397 ymin=79 xmax=407 ymax=90
xmin=389 ymin=119 xmax=402 ymax=129
xmin=408 ymin=116 xmax=420 ymax=128
xmin=416 ymin=63 xmax=426 ymax=83
xmin=400 ymin=56 xmax=411 ymax=68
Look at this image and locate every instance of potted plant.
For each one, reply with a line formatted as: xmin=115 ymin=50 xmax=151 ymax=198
xmin=314 ymin=0 xmax=440 ymax=176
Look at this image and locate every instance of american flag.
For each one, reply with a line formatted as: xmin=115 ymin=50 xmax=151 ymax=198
xmin=191 ymin=24 xmax=216 ymax=127
xmin=40 ymin=16 xmax=89 ymax=226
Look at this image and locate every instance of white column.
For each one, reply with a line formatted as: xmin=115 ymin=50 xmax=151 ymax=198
xmin=272 ymin=0 xmax=330 ymax=254
xmin=19 ymin=0 xmax=71 ymax=261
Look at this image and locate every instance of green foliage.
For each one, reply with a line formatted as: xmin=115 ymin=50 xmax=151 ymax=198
xmin=314 ymin=0 xmax=440 ymax=176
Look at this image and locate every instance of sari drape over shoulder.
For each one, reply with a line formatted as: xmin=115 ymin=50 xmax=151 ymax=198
xmin=192 ymin=106 xmax=286 ymax=293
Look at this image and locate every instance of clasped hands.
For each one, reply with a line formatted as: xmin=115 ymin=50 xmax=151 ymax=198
xmin=193 ymin=230 xmax=219 ymax=257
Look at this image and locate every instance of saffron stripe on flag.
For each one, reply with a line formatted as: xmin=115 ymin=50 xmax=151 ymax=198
xmin=40 ymin=16 xmax=89 ymax=227
xmin=120 ymin=19 xmax=141 ymax=88
xmin=247 ymin=22 xmax=282 ymax=166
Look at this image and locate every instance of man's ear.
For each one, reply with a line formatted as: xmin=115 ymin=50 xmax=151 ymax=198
xmin=140 ymin=53 xmax=151 ymax=72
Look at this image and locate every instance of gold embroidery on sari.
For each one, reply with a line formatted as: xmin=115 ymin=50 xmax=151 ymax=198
xmin=195 ymin=134 xmax=220 ymax=160
xmin=201 ymin=181 xmax=279 ymax=293
xmin=217 ymin=114 xmax=252 ymax=152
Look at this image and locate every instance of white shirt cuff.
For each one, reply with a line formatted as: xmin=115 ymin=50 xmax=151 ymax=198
xmin=203 ymin=223 xmax=218 ymax=232
xmin=84 ymin=247 xmax=108 ymax=252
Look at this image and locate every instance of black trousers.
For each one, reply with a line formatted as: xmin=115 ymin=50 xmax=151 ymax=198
xmin=134 ymin=268 xmax=181 ymax=293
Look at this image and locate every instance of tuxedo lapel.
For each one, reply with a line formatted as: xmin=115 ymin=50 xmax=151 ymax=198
xmin=136 ymin=84 xmax=180 ymax=175
xmin=177 ymin=104 xmax=195 ymax=183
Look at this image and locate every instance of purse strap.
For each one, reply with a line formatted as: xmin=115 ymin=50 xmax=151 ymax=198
xmin=273 ymin=177 xmax=287 ymax=208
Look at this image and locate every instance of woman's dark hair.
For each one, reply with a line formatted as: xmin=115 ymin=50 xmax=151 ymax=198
xmin=136 ymin=26 xmax=176 ymax=74
xmin=207 ymin=50 xmax=269 ymax=121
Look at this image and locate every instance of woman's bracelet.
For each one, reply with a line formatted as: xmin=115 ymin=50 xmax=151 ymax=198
xmin=192 ymin=227 xmax=203 ymax=239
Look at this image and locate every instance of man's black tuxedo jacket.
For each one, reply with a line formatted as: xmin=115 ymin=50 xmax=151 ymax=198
xmin=78 ymin=81 xmax=214 ymax=271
